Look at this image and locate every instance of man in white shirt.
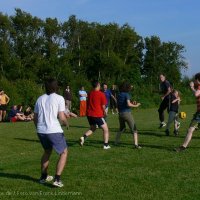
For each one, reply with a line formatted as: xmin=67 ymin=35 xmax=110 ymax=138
xmin=34 ymin=78 xmax=68 ymax=188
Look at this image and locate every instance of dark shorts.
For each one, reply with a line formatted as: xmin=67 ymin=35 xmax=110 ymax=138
xmin=0 ymin=104 xmax=7 ymax=111
xmin=87 ymin=116 xmax=106 ymax=127
xmin=37 ymin=133 xmax=67 ymax=154
xmin=119 ymin=112 xmax=137 ymax=132
xmin=110 ymin=99 xmax=117 ymax=109
xmin=190 ymin=112 xmax=200 ymax=129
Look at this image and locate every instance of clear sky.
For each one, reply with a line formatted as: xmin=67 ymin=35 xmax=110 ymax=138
xmin=0 ymin=0 xmax=199 ymax=77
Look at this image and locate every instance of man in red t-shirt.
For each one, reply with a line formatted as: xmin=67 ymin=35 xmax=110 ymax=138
xmin=79 ymin=80 xmax=111 ymax=150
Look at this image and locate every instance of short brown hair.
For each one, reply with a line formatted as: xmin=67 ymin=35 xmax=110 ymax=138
xmin=45 ymin=78 xmax=58 ymax=95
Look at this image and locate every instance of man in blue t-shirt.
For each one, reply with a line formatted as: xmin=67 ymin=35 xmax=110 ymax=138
xmin=102 ymin=83 xmax=117 ymax=115
xmin=116 ymin=82 xmax=141 ymax=149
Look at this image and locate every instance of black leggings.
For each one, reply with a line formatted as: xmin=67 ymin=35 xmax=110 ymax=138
xmin=158 ymin=95 xmax=170 ymax=122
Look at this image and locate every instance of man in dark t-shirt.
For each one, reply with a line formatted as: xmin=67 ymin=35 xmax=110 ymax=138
xmin=158 ymin=74 xmax=172 ymax=128
xmin=63 ymin=86 xmax=72 ymax=110
xmin=110 ymin=85 xmax=118 ymax=114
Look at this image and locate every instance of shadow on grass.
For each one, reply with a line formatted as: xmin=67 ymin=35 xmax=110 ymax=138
xmin=14 ymin=137 xmax=79 ymax=147
xmin=14 ymin=138 xmax=39 ymax=143
xmin=0 ymin=172 xmax=54 ymax=188
xmin=139 ymin=130 xmax=170 ymax=137
xmin=67 ymin=125 xmax=88 ymax=129
xmin=141 ymin=144 xmax=173 ymax=151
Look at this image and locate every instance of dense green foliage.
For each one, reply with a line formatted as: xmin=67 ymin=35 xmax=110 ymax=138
xmin=0 ymin=9 xmax=192 ymax=108
xmin=0 ymin=105 xmax=200 ymax=200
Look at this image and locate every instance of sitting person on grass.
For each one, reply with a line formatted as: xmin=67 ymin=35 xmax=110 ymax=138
xmin=8 ymin=105 xmax=26 ymax=122
xmin=24 ymin=106 xmax=34 ymax=120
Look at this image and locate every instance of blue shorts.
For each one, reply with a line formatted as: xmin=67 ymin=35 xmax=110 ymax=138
xmin=87 ymin=116 xmax=106 ymax=127
xmin=37 ymin=133 xmax=67 ymax=154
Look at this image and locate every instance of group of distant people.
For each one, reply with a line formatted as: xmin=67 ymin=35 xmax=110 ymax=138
xmin=62 ymin=83 xmax=119 ymax=129
xmin=157 ymin=73 xmax=200 ymax=152
xmin=63 ymin=84 xmax=119 ymax=117
xmin=158 ymin=74 xmax=181 ymax=136
xmin=0 ymin=89 xmax=34 ymax=123
xmin=79 ymin=80 xmax=141 ymax=150
xmin=8 ymin=105 xmax=34 ymax=122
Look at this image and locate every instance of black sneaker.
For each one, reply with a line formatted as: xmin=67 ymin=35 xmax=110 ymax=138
xmin=159 ymin=122 xmax=166 ymax=128
xmin=134 ymin=145 xmax=142 ymax=149
xmin=165 ymin=129 xmax=170 ymax=136
xmin=174 ymin=130 xmax=179 ymax=136
xmin=174 ymin=146 xmax=186 ymax=152
xmin=39 ymin=175 xmax=53 ymax=184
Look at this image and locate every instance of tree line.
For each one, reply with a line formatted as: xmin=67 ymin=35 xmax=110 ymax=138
xmin=0 ymin=9 xmax=193 ymax=109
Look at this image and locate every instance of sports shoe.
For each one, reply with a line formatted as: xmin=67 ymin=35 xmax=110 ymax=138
xmin=165 ymin=129 xmax=170 ymax=136
xmin=134 ymin=145 xmax=142 ymax=149
xmin=173 ymin=130 xmax=179 ymax=136
xmin=103 ymin=145 xmax=111 ymax=150
xmin=159 ymin=122 xmax=166 ymax=128
xmin=39 ymin=175 xmax=53 ymax=184
xmin=79 ymin=136 xmax=84 ymax=146
xmin=53 ymin=180 xmax=64 ymax=188
xmin=177 ymin=122 xmax=181 ymax=130
xmin=174 ymin=146 xmax=186 ymax=152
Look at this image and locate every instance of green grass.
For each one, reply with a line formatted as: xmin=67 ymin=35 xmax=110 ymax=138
xmin=0 ymin=105 xmax=200 ymax=200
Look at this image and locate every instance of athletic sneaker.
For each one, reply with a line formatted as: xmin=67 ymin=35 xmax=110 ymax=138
xmin=53 ymin=180 xmax=64 ymax=188
xmin=103 ymin=145 xmax=111 ymax=150
xmin=165 ymin=129 xmax=170 ymax=136
xmin=134 ymin=145 xmax=142 ymax=149
xmin=177 ymin=122 xmax=181 ymax=130
xmin=174 ymin=146 xmax=186 ymax=152
xmin=159 ymin=122 xmax=166 ymax=128
xmin=79 ymin=136 xmax=84 ymax=146
xmin=173 ymin=130 xmax=179 ymax=136
xmin=39 ymin=175 xmax=54 ymax=184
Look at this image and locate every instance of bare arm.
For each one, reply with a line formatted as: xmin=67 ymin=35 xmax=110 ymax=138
xmin=80 ymin=94 xmax=87 ymax=97
xmin=111 ymin=94 xmax=117 ymax=103
xmin=58 ymin=111 xmax=68 ymax=126
xmin=127 ymin=100 xmax=141 ymax=108
xmin=195 ymin=90 xmax=200 ymax=97
xmin=172 ymin=97 xmax=181 ymax=104
xmin=33 ymin=113 xmax=38 ymax=128
xmin=79 ymin=91 xmax=87 ymax=97
xmin=5 ymin=94 xmax=10 ymax=104
xmin=190 ymin=81 xmax=200 ymax=97
xmin=102 ymin=105 xmax=106 ymax=116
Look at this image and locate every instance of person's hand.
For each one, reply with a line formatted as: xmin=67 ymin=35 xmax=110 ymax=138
xmin=190 ymin=81 xmax=194 ymax=88
xmin=161 ymin=96 xmax=164 ymax=100
xmin=132 ymin=101 xmax=137 ymax=105
xmin=137 ymin=103 xmax=141 ymax=107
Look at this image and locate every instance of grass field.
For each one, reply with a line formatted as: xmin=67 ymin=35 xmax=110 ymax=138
xmin=0 ymin=104 xmax=200 ymax=200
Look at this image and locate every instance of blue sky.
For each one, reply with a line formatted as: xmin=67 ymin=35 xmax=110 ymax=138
xmin=0 ymin=0 xmax=199 ymax=77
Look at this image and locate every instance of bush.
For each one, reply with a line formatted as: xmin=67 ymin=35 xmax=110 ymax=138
xmin=0 ymin=78 xmax=43 ymax=108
